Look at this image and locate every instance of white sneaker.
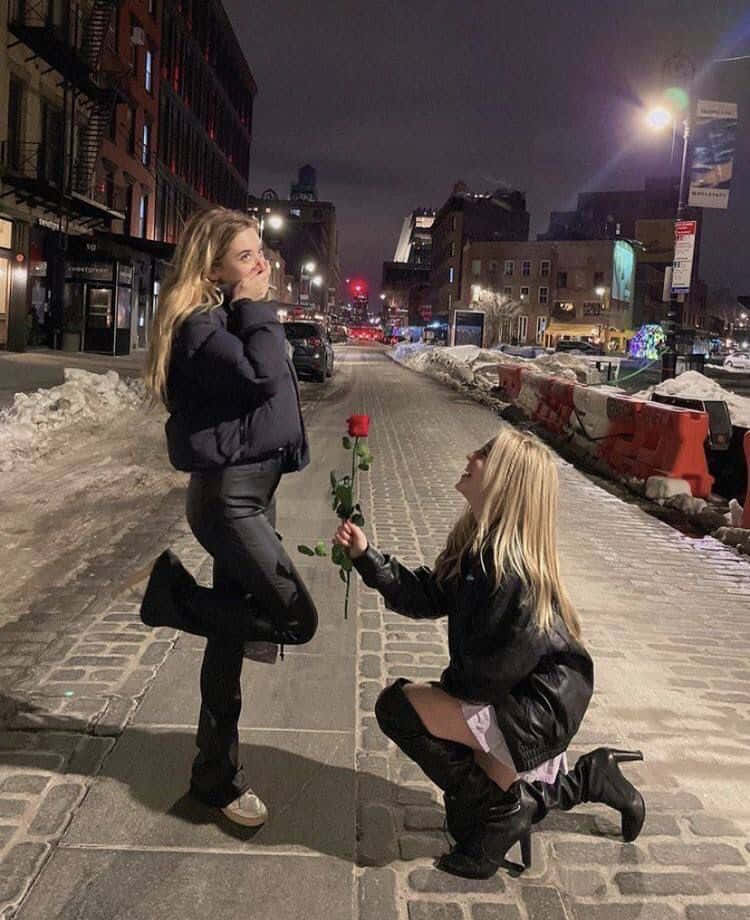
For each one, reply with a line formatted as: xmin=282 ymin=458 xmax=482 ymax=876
xmin=221 ymin=789 xmax=268 ymax=827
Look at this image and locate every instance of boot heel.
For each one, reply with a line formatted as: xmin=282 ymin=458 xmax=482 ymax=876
xmin=519 ymin=831 xmax=532 ymax=868
xmin=612 ymin=750 xmax=643 ymax=765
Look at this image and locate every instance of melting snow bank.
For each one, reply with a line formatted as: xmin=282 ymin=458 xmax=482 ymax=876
xmin=0 ymin=368 xmax=148 ymax=471
xmin=389 ymin=343 xmax=593 ymax=389
xmin=634 ymin=370 xmax=750 ymax=429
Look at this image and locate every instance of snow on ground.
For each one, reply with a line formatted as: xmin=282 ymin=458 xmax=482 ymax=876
xmin=0 ymin=368 xmax=148 ymax=471
xmin=390 ymin=343 xmax=596 ymax=390
xmin=635 ymin=371 xmax=750 ymax=429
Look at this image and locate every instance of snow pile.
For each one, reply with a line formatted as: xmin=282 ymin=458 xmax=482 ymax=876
xmin=390 ymin=343 xmax=594 ymax=389
xmin=0 ymin=368 xmax=148 ymax=471
xmin=635 ymin=371 xmax=750 ymax=429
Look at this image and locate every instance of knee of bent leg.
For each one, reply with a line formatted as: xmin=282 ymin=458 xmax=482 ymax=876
xmin=374 ymin=680 xmax=408 ymax=735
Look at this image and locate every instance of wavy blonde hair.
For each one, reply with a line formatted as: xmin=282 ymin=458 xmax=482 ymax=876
xmin=145 ymin=208 xmax=260 ymax=404
xmin=434 ymin=426 xmax=580 ymax=638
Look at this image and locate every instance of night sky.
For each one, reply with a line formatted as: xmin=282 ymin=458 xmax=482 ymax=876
xmin=226 ymin=0 xmax=750 ymax=301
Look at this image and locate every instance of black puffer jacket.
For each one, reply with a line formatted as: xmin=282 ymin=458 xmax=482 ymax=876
xmin=165 ymin=299 xmax=309 ymax=473
xmin=353 ymin=545 xmax=593 ymax=771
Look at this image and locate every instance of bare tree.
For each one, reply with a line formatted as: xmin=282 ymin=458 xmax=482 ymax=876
xmin=469 ymin=288 xmax=524 ymax=346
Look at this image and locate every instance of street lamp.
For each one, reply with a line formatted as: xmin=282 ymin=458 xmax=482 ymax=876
xmin=646 ymin=102 xmax=691 ymax=380
xmin=258 ymin=212 xmax=284 ymax=241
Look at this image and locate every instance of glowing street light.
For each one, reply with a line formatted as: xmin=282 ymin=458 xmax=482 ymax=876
xmin=645 ymin=106 xmax=672 ymax=131
xmin=267 ymin=214 xmax=284 ymax=231
xmin=595 ymin=286 xmax=607 ymax=297
xmin=311 ymin=274 xmax=323 ymax=287
xmin=304 ymin=261 xmax=317 ymax=273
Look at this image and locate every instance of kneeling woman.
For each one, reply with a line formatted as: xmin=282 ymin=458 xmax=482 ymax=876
xmin=335 ymin=426 xmax=644 ymax=878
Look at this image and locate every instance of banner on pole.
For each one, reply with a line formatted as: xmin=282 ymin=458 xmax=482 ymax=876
xmin=688 ymin=100 xmax=738 ymax=209
xmin=671 ymin=220 xmax=696 ymax=295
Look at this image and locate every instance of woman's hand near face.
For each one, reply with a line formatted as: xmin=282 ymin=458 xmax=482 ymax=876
xmin=334 ymin=520 xmax=368 ymax=559
xmin=231 ymin=259 xmax=271 ymax=303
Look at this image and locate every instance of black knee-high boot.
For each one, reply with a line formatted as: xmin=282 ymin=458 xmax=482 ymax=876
xmin=140 ymin=550 xmax=280 ymax=644
xmin=374 ymin=680 xmax=536 ymax=878
xmin=528 ymin=748 xmax=645 ymax=841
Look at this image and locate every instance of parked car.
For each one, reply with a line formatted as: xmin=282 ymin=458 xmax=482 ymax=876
xmin=723 ymin=352 xmax=750 ymax=370
xmin=554 ymin=339 xmax=604 ymax=356
xmin=283 ymin=321 xmax=334 ymax=381
xmin=330 ymin=324 xmax=349 ymax=343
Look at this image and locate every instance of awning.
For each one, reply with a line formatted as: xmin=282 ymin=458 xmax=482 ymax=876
xmin=545 ymin=322 xmax=605 ymax=337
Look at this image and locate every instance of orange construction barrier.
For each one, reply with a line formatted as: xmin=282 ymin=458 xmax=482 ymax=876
xmin=634 ymin=402 xmax=713 ymax=497
xmin=743 ymin=431 xmax=750 ymax=528
xmin=600 ymin=398 xmax=713 ymax=498
xmin=533 ymin=377 xmax=575 ymax=435
xmin=496 ymin=365 xmax=524 ymax=401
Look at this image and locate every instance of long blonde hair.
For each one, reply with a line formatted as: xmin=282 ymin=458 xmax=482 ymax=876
xmin=434 ymin=426 xmax=580 ymax=638
xmin=145 ymin=208 xmax=260 ymax=404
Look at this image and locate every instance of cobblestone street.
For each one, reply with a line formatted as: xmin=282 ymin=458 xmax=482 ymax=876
xmin=2 ymin=346 xmax=749 ymax=919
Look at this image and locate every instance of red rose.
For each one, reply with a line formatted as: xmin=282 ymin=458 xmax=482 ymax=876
xmin=347 ymin=414 xmax=370 ymax=438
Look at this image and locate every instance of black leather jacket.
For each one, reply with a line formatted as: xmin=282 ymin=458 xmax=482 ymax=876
xmin=353 ymin=545 xmax=593 ymax=771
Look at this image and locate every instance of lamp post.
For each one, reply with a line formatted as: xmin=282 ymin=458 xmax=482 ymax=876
xmin=258 ymin=213 xmax=283 ymax=242
xmin=646 ymin=104 xmax=691 ymax=380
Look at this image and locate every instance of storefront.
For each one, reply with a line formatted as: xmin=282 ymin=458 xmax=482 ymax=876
xmin=62 ymin=260 xmax=133 ymax=355
xmin=0 ymin=215 xmax=31 ymax=352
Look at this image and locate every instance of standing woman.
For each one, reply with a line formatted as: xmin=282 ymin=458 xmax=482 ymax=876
xmin=141 ymin=207 xmax=318 ymax=828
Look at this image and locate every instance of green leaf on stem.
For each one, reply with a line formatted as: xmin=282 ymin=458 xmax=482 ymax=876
xmin=298 ymin=544 xmax=315 ymax=556
xmin=339 ymin=554 xmax=353 ymax=573
xmin=313 ymin=541 xmax=328 ymax=557
xmin=351 ymin=512 xmax=365 ymax=526
xmin=342 ymin=436 xmax=352 ymax=449
xmin=339 ymin=568 xmax=348 ymax=583
xmin=358 ymin=463 xmax=370 ymax=471
xmin=331 ymin=544 xmax=346 ymax=566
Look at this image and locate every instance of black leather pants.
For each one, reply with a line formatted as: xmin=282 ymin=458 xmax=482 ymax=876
xmin=185 ymin=459 xmax=318 ymax=806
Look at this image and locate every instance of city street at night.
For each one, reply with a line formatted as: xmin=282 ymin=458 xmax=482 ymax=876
xmin=1 ymin=347 xmax=749 ymax=919
xmin=2 ymin=0 xmax=750 ymax=917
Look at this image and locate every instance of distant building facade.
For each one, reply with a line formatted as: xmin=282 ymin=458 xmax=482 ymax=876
xmin=248 ymin=166 xmax=341 ymax=314
xmin=432 ymin=182 xmax=530 ymax=315
xmin=458 ymin=239 xmax=638 ymax=350
xmin=382 ymin=208 xmax=435 ymax=325
xmin=155 ymin=0 xmax=255 ymax=243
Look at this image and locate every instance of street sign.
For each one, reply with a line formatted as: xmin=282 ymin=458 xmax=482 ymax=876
xmin=688 ymin=100 xmax=738 ymax=210
xmin=671 ymin=221 xmax=697 ymax=295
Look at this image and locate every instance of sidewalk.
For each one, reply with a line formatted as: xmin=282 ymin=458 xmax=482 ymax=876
xmin=3 ymin=351 xmax=749 ymax=919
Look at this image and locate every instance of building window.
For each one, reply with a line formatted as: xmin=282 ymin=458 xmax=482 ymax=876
xmin=141 ymin=121 xmax=151 ymax=166
xmin=583 ymin=301 xmax=602 ymax=316
xmin=125 ymin=106 xmax=136 ymax=154
xmin=450 ymin=241 xmax=456 ymax=257
xmin=503 ymin=286 xmax=512 ymax=298
xmin=130 ymin=18 xmax=140 ymax=74
xmin=138 ymin=193 xmax=148 ymax=237
xmin=7 ymin=77 xmax=24 ymax=170
xmin=449 ymin=267 xmax=455 ymax=284
xmin=536 ymin=316 xmax=547 ymax=344
xmin=540 ymin=259 xmax=551 ymax=277
xmin=539 ymin=286 xmax=549 ymax=305
xmin=520 ymin=286 xmax=529 ymax=302
xmin=519 ymin=315 xmax=528 ymax=342
xmin=145 ymin=49 xmax=153 ymax=93
xmin=489 ymin=260 xmax=498 ymax=274
xmin=471 ymin=259 xmax=481 ymax=277
xmin=593 ymin=271 xmax=605 ymax=287
xmin=148 ymin=0 xmax=156 ymax=15
xmin=450 ymin=215 xmax=457 ymax=231
xmin=557 ymin=271 xmax=568 ymax=288
xmin=522 ymin=260 xmax=531 ymax=277
xmin=504 ymin=260 xmax=514 ymax=276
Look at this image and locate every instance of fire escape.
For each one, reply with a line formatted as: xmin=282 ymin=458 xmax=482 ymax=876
xmin=2 ymin=0 xmax=129 ymax=228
